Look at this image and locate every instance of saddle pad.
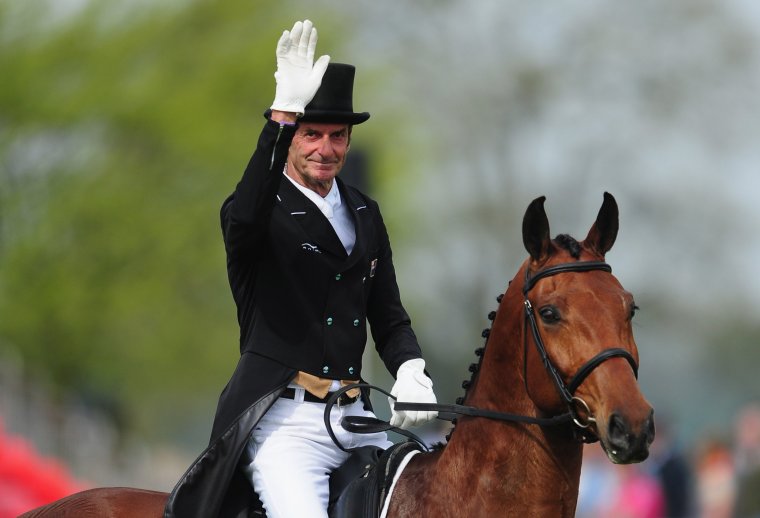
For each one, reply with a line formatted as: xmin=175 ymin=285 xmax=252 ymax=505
xmin=379 ymin=449 xmax=421 ymax=518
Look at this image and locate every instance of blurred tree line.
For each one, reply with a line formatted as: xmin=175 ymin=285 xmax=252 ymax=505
xmin=0 ymin=0 xmax=414 ymax=446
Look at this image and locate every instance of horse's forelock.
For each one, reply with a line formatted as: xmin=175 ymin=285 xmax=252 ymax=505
xmin=554 ymin=234 xmax=581 ymax=259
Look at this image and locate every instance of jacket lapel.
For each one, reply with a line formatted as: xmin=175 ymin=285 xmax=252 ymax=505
xmin=278 ymin=178 xmax=347 ymax=258
xmin=338 ymin=179 xmax=371 ymax=270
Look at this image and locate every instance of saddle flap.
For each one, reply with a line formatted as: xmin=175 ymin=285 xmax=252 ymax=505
xmin=329 ymin=442 xmax=422 ymax=518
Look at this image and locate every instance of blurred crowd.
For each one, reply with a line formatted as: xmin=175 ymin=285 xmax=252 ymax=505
xmin=577 ymin=403 xmax=760 ymax=518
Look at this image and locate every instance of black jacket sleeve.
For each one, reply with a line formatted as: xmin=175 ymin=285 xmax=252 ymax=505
xmin=220 ymin=119 xmax=296 ymax=310
xmin=221 ymin=119 xmax=296 ymax=259
xmin=366 ymin=201 xmax=423 ymax=377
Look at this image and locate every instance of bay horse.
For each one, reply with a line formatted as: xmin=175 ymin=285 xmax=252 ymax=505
xmin=387 ymin=192 xmax=654 ymax=517
xmin=20 ymin=192 xmax=654 ymax=517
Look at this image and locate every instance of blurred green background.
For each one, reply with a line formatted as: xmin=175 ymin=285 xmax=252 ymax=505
xmin=2 ymin=0 xmax=760 ymax=498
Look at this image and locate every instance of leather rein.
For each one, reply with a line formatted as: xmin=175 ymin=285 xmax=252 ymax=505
xmin=393 ymin=260 xmax=639 ymax=443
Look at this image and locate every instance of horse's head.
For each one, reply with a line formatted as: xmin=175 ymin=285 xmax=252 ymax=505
xmin=519 ymin=192 xmax=654 ymax=464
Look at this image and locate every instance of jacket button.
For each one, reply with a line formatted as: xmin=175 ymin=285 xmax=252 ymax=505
xmin=353 ymin=319 xmax=360 ymax=327
xmin=348 ymin=367 xmax=354 ymax=375
xmin=326 ymin=317 xmax=333 ymax=326
xmin=323 ymin=366 xmax=329 ymax=374
xmin=335 ymin=273 xmax=342 ymax=280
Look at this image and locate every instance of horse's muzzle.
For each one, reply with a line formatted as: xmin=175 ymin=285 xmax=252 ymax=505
xmin=603 ymin=408 xmax=655 ymax=464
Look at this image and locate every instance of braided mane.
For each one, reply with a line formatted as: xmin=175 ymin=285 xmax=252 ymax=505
xmin=441 ymin=233 xmax=583 ymax=448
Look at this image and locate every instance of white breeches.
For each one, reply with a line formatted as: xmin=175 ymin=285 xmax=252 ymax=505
xmin=241 ymin=386 xmax=393 ymax=518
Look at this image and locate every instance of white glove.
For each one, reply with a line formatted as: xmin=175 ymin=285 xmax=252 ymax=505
xmin=389 ymin=358 xmax=438 ymax=430
xmin=270 ymin=20 xmax=330 ymax=116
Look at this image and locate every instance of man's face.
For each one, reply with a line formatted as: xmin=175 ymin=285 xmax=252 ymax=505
xmin=287 ymin=121 xmax=351 ymax=195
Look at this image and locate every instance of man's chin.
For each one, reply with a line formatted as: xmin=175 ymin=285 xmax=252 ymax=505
xmin=310 ymin=170 xmax=339 ymax=182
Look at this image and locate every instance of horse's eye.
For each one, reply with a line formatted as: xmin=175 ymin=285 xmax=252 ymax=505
xmin=539 ymin=306 xmax=561 ymax=323
xmin=630 ymin=304 xmax=640 ymax=320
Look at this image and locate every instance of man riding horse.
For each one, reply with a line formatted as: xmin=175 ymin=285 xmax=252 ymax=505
xmin=164 ymin=20 xmax=438 ymax=518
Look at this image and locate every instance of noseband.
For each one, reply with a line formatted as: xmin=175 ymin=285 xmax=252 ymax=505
xmin=523 ymin=261 xmax=638 ymax=440
xmin=393 ymin=260 xmax=639 ymax=443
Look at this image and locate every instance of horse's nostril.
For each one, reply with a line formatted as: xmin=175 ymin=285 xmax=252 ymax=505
xmin=607 ymin=413 xmax=630 ymax=452
xmin=605 ymin=411 xmax=655 ymax=462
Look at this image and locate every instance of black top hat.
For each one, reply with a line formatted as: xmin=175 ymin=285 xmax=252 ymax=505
xmin=299 ymin=63 xmax=370 ymax=125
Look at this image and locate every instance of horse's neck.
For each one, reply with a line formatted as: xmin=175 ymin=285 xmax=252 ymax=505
xmin=442 ymin=285 xmax=583 ymax=513
xmin=442 ymin=419 xmax=583 ymax=514
xmin=389 ymin=284 xmax=584 ymax=517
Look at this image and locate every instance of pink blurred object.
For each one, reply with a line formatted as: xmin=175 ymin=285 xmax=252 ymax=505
xmin=0 ymin=418 xmax=86 ymax=518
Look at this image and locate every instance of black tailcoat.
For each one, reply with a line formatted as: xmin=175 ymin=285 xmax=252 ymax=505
xmin=165 ymin=119 xmax=422 ymax=517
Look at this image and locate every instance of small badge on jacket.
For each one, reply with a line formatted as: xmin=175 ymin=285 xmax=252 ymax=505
xmin=369 ymin=258 xmax=378 ymax=277
xmin=302 ymin=243 xmax=322 ymax=254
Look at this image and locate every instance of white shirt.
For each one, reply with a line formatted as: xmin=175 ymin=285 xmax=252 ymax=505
xmin=284 ymin=172 xmax=356 ymax=255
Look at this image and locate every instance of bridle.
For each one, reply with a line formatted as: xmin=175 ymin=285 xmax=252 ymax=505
xmin=392 ymin=260 xmax=639 ymax=443
xmin=522 ymin=260 xmax=638 ymax=441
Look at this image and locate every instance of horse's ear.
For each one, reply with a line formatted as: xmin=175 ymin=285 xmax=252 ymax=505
xmin=583 ymin=192 xmax=619 ymax=256
xmin=522 ymin=196 xmax=552 ymax=262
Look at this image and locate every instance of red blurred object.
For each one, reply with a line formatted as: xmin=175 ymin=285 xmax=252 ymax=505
xmin=0 ymin=418 xmax=86 ymax=517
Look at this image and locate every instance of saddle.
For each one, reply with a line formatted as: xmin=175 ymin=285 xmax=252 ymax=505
xmin=327 ymin=384 xmax=428 ymax=517
xmin=328 ymin=441 xmax=422 ymax=518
